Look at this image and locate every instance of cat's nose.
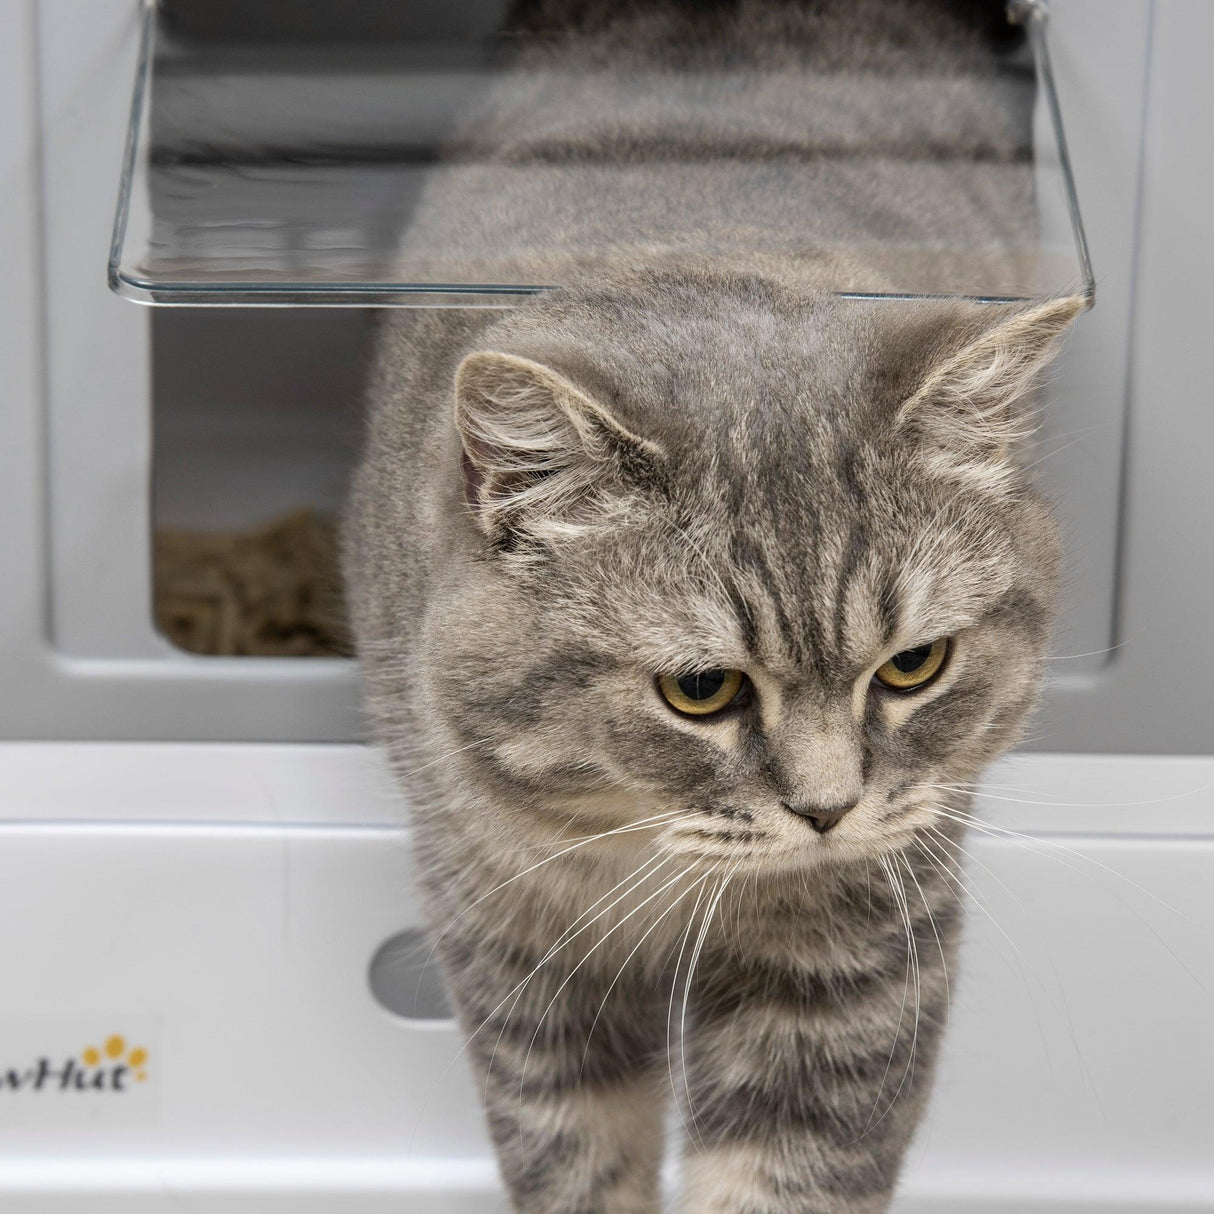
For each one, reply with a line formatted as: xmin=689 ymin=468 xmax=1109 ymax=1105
xmin=782 ymin=800 xmax=856 ymax=834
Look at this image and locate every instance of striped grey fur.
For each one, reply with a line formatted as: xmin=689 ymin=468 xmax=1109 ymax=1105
xmin=342 ymin=3 xmax=1082 ymax=1210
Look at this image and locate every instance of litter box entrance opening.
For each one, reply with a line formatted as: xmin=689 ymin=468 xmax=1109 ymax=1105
xmin=151 ymin=309 xmax=371 ymax=656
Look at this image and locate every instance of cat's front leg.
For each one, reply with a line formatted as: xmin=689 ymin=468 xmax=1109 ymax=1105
xmin=678 ymin=860 xmax=958 ymax=1214
xmin=441 ymin=923 xmax=669 ymax=1214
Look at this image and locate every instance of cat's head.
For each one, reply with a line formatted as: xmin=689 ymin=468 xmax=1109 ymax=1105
xmin=434 ymin=269 xmax=1083 ymax=873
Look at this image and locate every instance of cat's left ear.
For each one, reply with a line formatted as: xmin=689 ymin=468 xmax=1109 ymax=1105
xmin=896 ymin=295 xmax=1085 ymax=482
xmin=454 ymin=350 xmax=664 ymax=542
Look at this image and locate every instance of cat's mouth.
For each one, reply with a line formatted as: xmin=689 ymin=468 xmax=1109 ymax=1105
xmin=657 ymin=795 xmax=930 ymax=874
xmin=660 ymin=813 xmax=852 ymax=874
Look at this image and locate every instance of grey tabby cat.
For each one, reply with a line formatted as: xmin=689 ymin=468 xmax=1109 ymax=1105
xmin=344 ymin=2 xmax=1085 ymax=1211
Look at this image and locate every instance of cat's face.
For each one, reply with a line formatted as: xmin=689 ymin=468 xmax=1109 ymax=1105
xmin=434 ymin=271 xmax=1080 ymax=876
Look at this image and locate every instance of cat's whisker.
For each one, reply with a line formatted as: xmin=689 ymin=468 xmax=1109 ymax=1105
xmin=917 ymin=828 xmax=1030 ymax=969
xmin=1043 ymin=642 xmax=1126 ymax=661
xmin=926 ymin=807 xmax=1214 ymax=1004
xmin=920 ymin=780 xmax=1213 ymax=811
xmin=546 ymin=852 xmax=671 ymax=950
xmin=912 ymin=833 xmax=1034 ymax=1026
xmin=914 ymin=828 xmax=980 ymax=902
xmin=908 ymin=836 xmax=969 ymax=915
xmin=1019 ymin=417 xmax=1117 ymax=478
xmin=483 ymin=851 xmax=673 ymax=1101
xmin=731 ymin=862 xmax=757 ymax=942
xmin=678 ymin=897 xmax=718 ymax=1155
xmin=498 ymin=854 xmax=680 ymax=1153
xmin=521 ymin=853 xmax=673 ymax=988
xmin=931 ymin=810 xmax=1190 ymax=973
xmin=386 ymin=736 xmax=494 ymax=780
xmin=859 ymin=855 xmax=914 ymax=1140
xmin=1018 ymin=434 xmax=1084 ymax=475
xmin=418 ymin=808 xmax=686 ymax=993
xmin=577 ymin=866 xmax=711 ymax=1081
xmin=863 ymin=860 xmax=876 ymax=939
xmin=666 ymin=874 xmax=713 ymax=1119
xmin=516 ymin=862 xmax=700 ymax=1111
xmin=509 ymin=853 xmax=677 ymax=1035
xmin=898 ymin=849 xmax=950 ymax=1026
xmin=916 ymin=825 xmax=1125 ymax=1089
xmin=419 ymin=851 xmax=676 ymax=1138
xmin=680 ymin=862 xmax=738 ymax=1155
xmin=886 ymin=854 xmax=923 ymax=1121
xmin=547 ymin=810 xmax=687 ymax=853
xmin=925 ymin=803 xmax=1186 ymax=918
xmin=922 ymin=822 xmax=1027 ymax=914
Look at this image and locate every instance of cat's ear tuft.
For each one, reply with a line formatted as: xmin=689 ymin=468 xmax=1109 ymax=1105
xmin=454 ymin=351 xmax=663 ymax=542
xmin=896 ymin=295 xmax=1085 ymax=486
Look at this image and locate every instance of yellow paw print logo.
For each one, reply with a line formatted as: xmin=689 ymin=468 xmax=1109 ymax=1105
xmin=81 ymin=1035 xmax=149 ymax=1082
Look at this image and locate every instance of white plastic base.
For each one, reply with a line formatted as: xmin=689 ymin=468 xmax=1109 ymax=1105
xmin=1 ymin=745 xmax=1211 ymax=1211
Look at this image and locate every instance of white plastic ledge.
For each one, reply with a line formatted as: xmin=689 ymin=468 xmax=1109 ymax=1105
xmin=0 ymin=745 xmax=1211 ymax=836
xmin=0 ymin=1157 xmax=1211 ymax=1213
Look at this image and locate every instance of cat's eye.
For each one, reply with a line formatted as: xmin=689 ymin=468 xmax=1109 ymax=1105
xmin=657 ymin=669 xmax=747 ymax=717
xmin=873 ymin=639 xmax=951 ymax=692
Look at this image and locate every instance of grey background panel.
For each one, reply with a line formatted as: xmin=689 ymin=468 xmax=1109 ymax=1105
xmin=1035 ymin=0 xmax=1214 ymax=754
xmin=1026 ymin=0 xmax=1147 ymax=684
xmin=4 ymin=0 xmax=366 ymax=743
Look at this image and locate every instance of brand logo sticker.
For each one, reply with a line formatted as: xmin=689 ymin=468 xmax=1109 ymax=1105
xmin=0 ymin=1019 xmax=159 ymax=1126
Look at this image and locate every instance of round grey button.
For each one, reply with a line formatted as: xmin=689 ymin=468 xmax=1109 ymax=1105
xmin=368 ymin=927 xmax=453 ymax=1023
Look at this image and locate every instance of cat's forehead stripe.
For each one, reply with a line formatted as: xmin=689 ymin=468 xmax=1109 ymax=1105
xmin=728 ymin=528 xmax=1011 ymax=682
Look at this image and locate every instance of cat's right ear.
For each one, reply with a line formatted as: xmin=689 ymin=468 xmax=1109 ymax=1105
xmin=895 ymin=294 xmax=1084 ymax=489
xmin=454 ymin=351 xmax=664 ymax=544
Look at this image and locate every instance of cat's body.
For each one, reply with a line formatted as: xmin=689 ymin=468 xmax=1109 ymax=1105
xmin=343 ymin=4 xmax=1082 ymax=1211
